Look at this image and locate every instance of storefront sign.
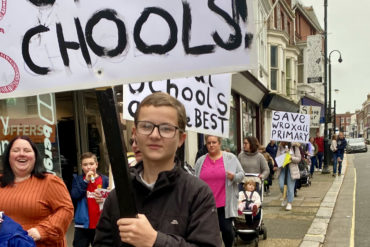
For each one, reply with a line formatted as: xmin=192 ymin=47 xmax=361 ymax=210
xmin=300 ymin=105 xmax=321 ymax=128
xmin=0 ymin=0 xmax=256 ymax=99
xmin=270 ymin=111 xmax=310 ymax=143
xmin=123 ymin=74 xmax=231 ymax=137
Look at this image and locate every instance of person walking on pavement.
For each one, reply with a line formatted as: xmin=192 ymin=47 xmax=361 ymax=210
xmin=195 ymin=135 xmax=244 ymax=247
xmin=333 ymin=132 xmax=347 ymax=176
xmin=330 ymin=134 xmax=338 ymax=177
xmin=238 ymin=136 xmax=270 ymax=180
xmin=276 ymin=142 xmax=301 ymax=211
xmin=266 ymin=140 xmax=278 ymax=160
xmin=314 ymin=132 xmax=324 ymax=171
xmin=306 ymin=137 xmax=318 ymax=177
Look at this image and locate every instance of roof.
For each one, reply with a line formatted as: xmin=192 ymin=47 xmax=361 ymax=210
xmin=294 ymin=1 xmax=323 ymax=32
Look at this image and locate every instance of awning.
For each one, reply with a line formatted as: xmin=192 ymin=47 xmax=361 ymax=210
xmin=263 ymin=93 xmax=300 ymax=113
xmin=231 ymin=71 xmax=269 ymax=104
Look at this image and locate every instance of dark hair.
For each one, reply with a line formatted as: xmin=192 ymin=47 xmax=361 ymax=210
xmin=80 ymin=152 xmax=98 ymax=163
xmin=244 ymin=136 xmax=259 ymax=153
xmin=0 ymin=136 xmax=45 ymax=187
xmin=280 ymin=141 xmax=292 ymax=149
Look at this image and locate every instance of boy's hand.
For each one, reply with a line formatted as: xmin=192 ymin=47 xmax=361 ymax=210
xmin=85 ymin=171 xmax=95 ymax=182
xmin=93 ymin=189 xmax=104 ymax=203
xmin=117 ymin=214 xmax=157 ymax=247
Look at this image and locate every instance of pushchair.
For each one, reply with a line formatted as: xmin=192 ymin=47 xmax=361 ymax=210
xmin=233 ymin=173 xmax=267 ymax=246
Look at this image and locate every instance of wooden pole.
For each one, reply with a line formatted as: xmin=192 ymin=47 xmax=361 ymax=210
xmin=96 ymin=88 xmax=137 ymax=219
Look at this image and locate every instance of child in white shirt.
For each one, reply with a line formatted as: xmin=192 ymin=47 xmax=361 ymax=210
xmin=238 ymin=178 xmax=261 ymax=217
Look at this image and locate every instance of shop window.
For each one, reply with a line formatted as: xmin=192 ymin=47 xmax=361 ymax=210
xmin=241 ymin=99 xmax=257 ymax=140
xmin=26 ymin=96 xmax=37 ymax=115
xmin=0 ymin=94 xmax=60 ymax=176
xmin=221 ymin=95 xmax=238 ymax=154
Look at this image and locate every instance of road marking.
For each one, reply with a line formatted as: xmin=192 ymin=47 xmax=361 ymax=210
xmin=350 ymin=168 xmax=356 ymax=247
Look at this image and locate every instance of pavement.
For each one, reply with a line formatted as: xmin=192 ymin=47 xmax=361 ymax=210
xmin=233 ymin=155 xmax=347 ymax=247
xmin=66 ymin=156 xmax=347 ymax=247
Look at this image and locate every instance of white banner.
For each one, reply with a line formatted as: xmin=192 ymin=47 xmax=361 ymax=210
xmin=270 ymin=111 xmax=310 ymax=143
xmin=123 ymin=74 xmax=231 ymax=137
xmin=300 ymin=105 xmax=321 ymax=128
xmin=306 ymin=34 xmax=323 ymax=83
xmin=0 ymin=0 xmax=256 ymax=99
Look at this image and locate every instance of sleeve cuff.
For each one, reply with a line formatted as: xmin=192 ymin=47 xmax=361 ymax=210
xmin=153 ymin=231 xmax=166 ymax=247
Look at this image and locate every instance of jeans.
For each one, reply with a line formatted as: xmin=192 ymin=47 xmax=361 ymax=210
xmin=310 ymin=156 xmax=318 ymax=175
xmin=333 ymin=153 xmax=344 ymax=174
xmin=217 ymin=207 xmax=234 ymax=247
xmin=279 ymin=167 xmax=296 ymax=203
xmin=316 ymin=152 xmax=323 ymax=169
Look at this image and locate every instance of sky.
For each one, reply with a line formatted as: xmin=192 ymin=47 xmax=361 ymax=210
xmin=300 ymin=0 xmax=370 ymax=114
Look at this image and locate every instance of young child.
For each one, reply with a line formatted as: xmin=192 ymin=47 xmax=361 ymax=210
xmin=71 ymin=152 xmax=109 ymax=247
xmin=238 ymin=178 xmax=261 ymax=217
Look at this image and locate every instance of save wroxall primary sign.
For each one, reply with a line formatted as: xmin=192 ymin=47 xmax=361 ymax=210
xmin=0 ymin=0 xmax=256 ymax=99
xmin=270 ymin=111 xmax=310 ymax=143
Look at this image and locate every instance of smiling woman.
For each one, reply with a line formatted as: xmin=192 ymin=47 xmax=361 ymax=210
xmin=0 ymin=135 xmax=74 ymax=247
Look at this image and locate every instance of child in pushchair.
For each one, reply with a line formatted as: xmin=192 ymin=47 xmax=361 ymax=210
xmin=234 ymin=174 xmax=267 ymax=245
xmin=238 ymin=178 xmax=261 ymax=218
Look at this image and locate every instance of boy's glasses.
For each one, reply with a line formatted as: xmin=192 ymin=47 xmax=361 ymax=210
xmin=136 ymin=121 xmax=182 ymax=138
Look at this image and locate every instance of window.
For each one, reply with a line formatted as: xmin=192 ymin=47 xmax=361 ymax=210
xmin=26 ymin=96 xmax=37 ymax=115
xmin=346 ymin=117 xmax=350 ymax=123
xmin=241 ymin=100 xmax=256 ymax=139
xmin=341 ymin=118 xmax=344 ymax=124
xmin=221 ymin=94 xmax=238 ymax=155
xmin=298 ymin=53 xmax=304 ymax=83
xmin=281 ymin=11 xmax=285 ymax=31
xmin=286 ymin=58 xmax=292 ymax=95
xmin=270 ymin=46 xmax=278 ymax=90
xmin=296 ymin=14 xmax=300 ymax=34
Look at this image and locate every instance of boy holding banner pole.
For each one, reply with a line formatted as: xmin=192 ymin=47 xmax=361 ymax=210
xmin=94 ymin=92 xmax=221 ymax=246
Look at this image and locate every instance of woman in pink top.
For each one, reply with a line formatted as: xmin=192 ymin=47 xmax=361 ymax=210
xmin=194 ymin=135 xmax=244 ymax=247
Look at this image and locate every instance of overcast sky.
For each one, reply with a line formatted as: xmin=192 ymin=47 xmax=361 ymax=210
xmin=299 ymin=0 xmax=369 ymax=114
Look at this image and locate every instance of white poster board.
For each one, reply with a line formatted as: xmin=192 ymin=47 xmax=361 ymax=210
xmin=0 ymin=0 xmax=256 ymax=99
xmin=123 ymin=74 xmax=231 ymax=137
xmin=300 ymin=105 xmax=321 ymax=128
xmin=270 ymin=111 xmax=310 ymax=143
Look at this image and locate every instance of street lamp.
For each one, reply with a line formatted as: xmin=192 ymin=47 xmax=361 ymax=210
xmin=323 ymin=50 xmax=342 ymax=174
xmin=328 ymin=50 xmax=342 ymax=138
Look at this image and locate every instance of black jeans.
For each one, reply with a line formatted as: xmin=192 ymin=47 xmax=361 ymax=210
xmin=217 ymin=207 xmax=234 ymax=247
xmin=73 ymin=228 xmax=96 ymax=247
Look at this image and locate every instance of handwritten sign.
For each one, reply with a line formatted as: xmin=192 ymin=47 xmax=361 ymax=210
xmin=300 ymin=105 xmax=321 ymax=128
xmin=0 ymin=0 xmax=256 ymax=99
xmin=123 ymin=74 xmax=231 ymax=137
xmin=270 ymin=111 xmax=310 ymax=143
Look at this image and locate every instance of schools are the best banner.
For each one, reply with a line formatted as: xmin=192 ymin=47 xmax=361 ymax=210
xmin=270 ymin=111 xmax=310 ymax=143
xmin=0 ymin=0 xmax=256 ymax=99
xmin=123 ymin=74 xmax=231 ymax=138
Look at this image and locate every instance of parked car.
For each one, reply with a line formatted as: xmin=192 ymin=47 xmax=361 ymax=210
xmin=346 ymin=138 xmax=368 ymax=153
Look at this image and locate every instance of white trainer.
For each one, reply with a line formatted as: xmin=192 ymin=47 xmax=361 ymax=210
xmin=286 ymin=203 xmax=292 ymax=211
xmin=281 ymin=199 xmax=287 ymax=207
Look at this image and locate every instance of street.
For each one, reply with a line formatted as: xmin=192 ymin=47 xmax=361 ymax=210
xmin=324 ymin=150 xmax=370 ymax=246
xmin=65 ymin=151 xmax=370 ymax=247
